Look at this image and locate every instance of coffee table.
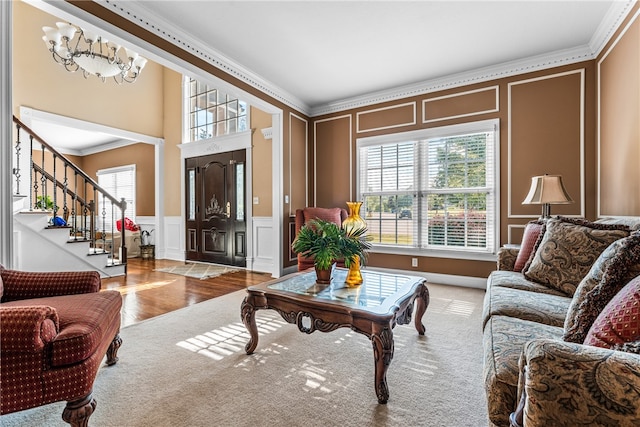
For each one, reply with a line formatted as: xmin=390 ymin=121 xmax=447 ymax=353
xmin=241 ymin=267 xmax=429 ymax=403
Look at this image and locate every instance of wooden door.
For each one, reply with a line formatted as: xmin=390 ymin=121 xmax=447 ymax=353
xmin=185 ymin=150 xmax=246 ymax=267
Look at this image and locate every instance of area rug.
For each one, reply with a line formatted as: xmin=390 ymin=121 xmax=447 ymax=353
xmin=0 ymin=283 xmax=488 ymax=427
xmin=154 ymin=263 xmax=239 ymax=280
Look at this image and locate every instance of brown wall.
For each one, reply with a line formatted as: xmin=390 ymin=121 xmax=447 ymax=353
xmin=598 ymin=5 xmax=640 ymax=216
xmin=15 ymin=1 xmax=638 ymax=278
xmin=311 ymin=61 xmax=596 ymax=279
xmin=82 ymin=144 xmax=156 ymax=216
xmin=13 ymin=1 xmax=164 ymax=137
xmin=251 ymin=107 xmax=273 ymax=216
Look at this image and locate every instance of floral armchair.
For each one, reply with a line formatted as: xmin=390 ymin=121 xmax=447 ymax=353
xmin=0 ymin=266 xmax=123 ymax=427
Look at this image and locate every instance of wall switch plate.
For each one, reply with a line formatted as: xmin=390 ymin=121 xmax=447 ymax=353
xmin=285 ymin=195 xmax=289 ymax=203
xmin=411 ymin=257 xmax=418 ymax=267
xmin=253 ymin=197 xmax=259 ymax=204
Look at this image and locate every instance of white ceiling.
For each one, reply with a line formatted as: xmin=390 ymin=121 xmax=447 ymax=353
xmin=29 ymin=0 xmax=632 ymax=150
xmin=130 ymin=0 xmax=622 ymax=110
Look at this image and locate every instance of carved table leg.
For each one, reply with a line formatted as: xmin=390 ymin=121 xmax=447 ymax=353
xmin=105 ymin=333 xmax=122 ymax=366
xmin=62 ymin=393 xmax=96 ymax=427
xmin=414 ymin=284 xmax=430 ymax=335
xmin=371 ymin=323 xmax=394 ymax=404
xmin=241 ymin=296 xmax=259 ymax=354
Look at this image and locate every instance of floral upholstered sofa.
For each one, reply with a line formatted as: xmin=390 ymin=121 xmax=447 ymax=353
xmin=482 ymin=216 xmax=640 ymax=427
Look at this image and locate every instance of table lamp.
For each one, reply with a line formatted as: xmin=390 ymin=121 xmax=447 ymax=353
xmin=522 ymin=174 xmax=574 ymax=218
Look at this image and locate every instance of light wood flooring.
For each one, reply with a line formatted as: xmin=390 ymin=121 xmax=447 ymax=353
xmin=102 ymin=258 xmax=273 ymax=327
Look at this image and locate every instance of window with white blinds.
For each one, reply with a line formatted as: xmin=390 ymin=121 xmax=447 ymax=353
xmin=96 ymin=165 xmax=136 ymax=230
xmin=357 ymin=119 xmax=498 ymax=256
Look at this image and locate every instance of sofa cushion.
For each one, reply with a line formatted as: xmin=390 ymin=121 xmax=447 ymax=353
xmin=487 ymin=271 xmax=567 ymax=297
xmin=2 ymin=290 xmax=122 ymax=367
xmin=564 ymin=232 xmax=640 ymax=343
xmin=596 ymin=217 xmax=640 ymax=231
xmin=584 ymin=276 xmax=640 ymax=349
xmin=524 ymin=217 xmax=630 ymax=296
xmin=513 ymin=221 xmax=545 ymax=272
xmin=564 ymin=233 xmax=640 ymax=342
xmin=482 ymin=285 xmax=570 ymax=330
xmin=483 ymin=315 xmax=563 ymax=426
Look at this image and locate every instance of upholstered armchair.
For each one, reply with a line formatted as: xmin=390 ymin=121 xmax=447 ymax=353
xmin=0 ymin=266 xmax=123 ymax=427
xmin=294 ymin=207 xmax=348 ymax=271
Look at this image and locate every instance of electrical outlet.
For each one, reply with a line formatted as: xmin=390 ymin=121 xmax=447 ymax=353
xmin=411 ymin=257 xmax=418 ymax=267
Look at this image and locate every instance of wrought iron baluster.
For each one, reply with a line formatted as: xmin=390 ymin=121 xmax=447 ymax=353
xmin=63 ymin=164 xmax=68 ymax=227
xmin=52 ymin=153 xmax=57 ymax=220
xmin=40 ymin=143 xmax=46 ymax=211
xmin=72 ymin=170 xmax=78 ymax=240
xmin=13 ymin=122 xmax=21 ymax=195
xmin=30 ymin=135 xmax=36 ymax=211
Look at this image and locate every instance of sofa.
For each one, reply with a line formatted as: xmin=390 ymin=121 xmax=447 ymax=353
xmin=0 ymin=267 xmax=123 ymax=427
xmin=482 ymin=216 xmax=640 ymax=426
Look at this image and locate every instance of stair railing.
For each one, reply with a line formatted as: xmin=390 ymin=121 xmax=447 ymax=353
xmin=12 ymin=115 xmax=128 ymax=267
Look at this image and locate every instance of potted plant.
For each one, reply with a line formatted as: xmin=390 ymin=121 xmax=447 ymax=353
xmin=292 ymin=219 xmax=371 ymax=284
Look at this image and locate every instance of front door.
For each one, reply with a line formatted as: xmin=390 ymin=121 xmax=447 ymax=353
xmin=185 ymin=150 xmax=246 ymax=267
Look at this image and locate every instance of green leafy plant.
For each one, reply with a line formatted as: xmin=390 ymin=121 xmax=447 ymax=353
xmin=35 ymin=195 xmax=56 ymax=211
xmin=292 ymin=219 xmax=371 ymax=271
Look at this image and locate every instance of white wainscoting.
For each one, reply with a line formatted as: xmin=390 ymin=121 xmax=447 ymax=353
xmin=163 ymin=216 xmax=184 ymax=261
xmin=251 ymin=216 xmax=274 ymax=275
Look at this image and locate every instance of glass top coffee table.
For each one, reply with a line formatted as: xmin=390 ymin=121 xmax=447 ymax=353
xmin=241 ymin=267 xmax=430 ymax=403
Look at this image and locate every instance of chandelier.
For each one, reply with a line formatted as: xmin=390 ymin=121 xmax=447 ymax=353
xmin=42 ymin=22 xmax=147 ymax=84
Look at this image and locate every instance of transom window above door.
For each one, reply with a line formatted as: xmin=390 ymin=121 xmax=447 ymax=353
xmin=183 ymin=76 xmax=249 ymax=142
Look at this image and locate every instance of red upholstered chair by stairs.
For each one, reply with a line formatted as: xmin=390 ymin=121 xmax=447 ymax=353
xmin=294 ymin=207 xmax=348 ymax=271
xmin=0 ymin=266 xmax=122 ymax=427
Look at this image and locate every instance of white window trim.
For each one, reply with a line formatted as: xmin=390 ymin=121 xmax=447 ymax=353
xmin=356 ymin=119 xmax=500 ymax=262
xmin=181 ymin=75 xmax=250 ymax=144
xmin=96 ymin=164 xmax=137 ymax=230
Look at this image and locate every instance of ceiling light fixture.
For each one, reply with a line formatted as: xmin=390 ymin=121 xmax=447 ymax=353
xmin=42 ymin=22 xmax=147 ymax=84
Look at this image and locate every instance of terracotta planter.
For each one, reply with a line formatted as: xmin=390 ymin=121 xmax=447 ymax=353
xmin=315 ymin=265 xmax=333 ymax=284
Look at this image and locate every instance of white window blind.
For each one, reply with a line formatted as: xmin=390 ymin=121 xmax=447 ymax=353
xmin=357 ymin=119 xmax=498 ymax=256
xmin=96 ymin=164 xmax=136 ymax=231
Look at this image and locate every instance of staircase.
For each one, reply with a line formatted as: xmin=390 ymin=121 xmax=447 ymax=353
xmin=10 ymin=116 xmax=127 ymax=277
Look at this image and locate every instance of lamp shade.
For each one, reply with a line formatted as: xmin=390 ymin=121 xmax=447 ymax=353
xmin=522 ymin=175 xmax=574 ymax=205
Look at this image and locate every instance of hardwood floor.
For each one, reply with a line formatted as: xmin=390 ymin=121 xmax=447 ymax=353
xmin=102 ymin=258 xmax=273 ymax=327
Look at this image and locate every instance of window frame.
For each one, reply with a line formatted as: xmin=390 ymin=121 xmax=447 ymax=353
xmin=96 ymin=164 xmax=136 ymax=231
xmin=356 ymin=119 xmax=500 ymax=261
xmin=182 ymin=75 xmax=249 ymax=144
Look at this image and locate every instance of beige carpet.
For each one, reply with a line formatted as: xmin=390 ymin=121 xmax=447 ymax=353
xmin=0 ymin=283 xmax=488 ymax=427
xmin=154 ymin=263 xmax=239 ymax=280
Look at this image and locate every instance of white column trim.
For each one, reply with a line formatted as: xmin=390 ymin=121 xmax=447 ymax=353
xmin=1 ymin=0 xmax=13 ymax=267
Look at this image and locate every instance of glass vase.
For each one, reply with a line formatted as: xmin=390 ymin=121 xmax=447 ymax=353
xmin=342 ymin=201 xmax=367 ymax=287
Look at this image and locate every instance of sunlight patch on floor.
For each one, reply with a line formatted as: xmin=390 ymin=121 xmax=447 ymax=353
xmin=114 ymin=280 xmax=175 ymax=295
xmin=428 ymin=297 xmax=476 ymax=317
xmin=176 ymin=312 xmax=284 ymax=360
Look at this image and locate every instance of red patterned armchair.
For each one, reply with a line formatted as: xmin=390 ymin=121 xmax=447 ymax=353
xmin=0 ymin=266 xmax=122 ymax=427
xmin=294 ymin=207 xmax=348 ymax=271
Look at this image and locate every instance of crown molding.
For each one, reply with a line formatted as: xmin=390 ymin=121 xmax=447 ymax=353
xmin=99 ymin=0 xmax=311 ymax=115
xmin=35 ymin=0 xmax=636 ymax=119
xmin=589 ymin=0 xmax=636 ymax=55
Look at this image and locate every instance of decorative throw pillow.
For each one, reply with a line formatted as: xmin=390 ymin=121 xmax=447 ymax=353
xmin=564 ymin=232 xmax=640 ymax=343
xmin=563 ymin=235 xmax=640 ymax=338
xmin=303 ymin=207 xmax=343 ymax=226
xmin=513 ymin=220 xmax=545 ymax=272
xmin=524 ymin=217 xmax=630 ymax=296
xmin=584 ymin=275 xmax=640 ymax=350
